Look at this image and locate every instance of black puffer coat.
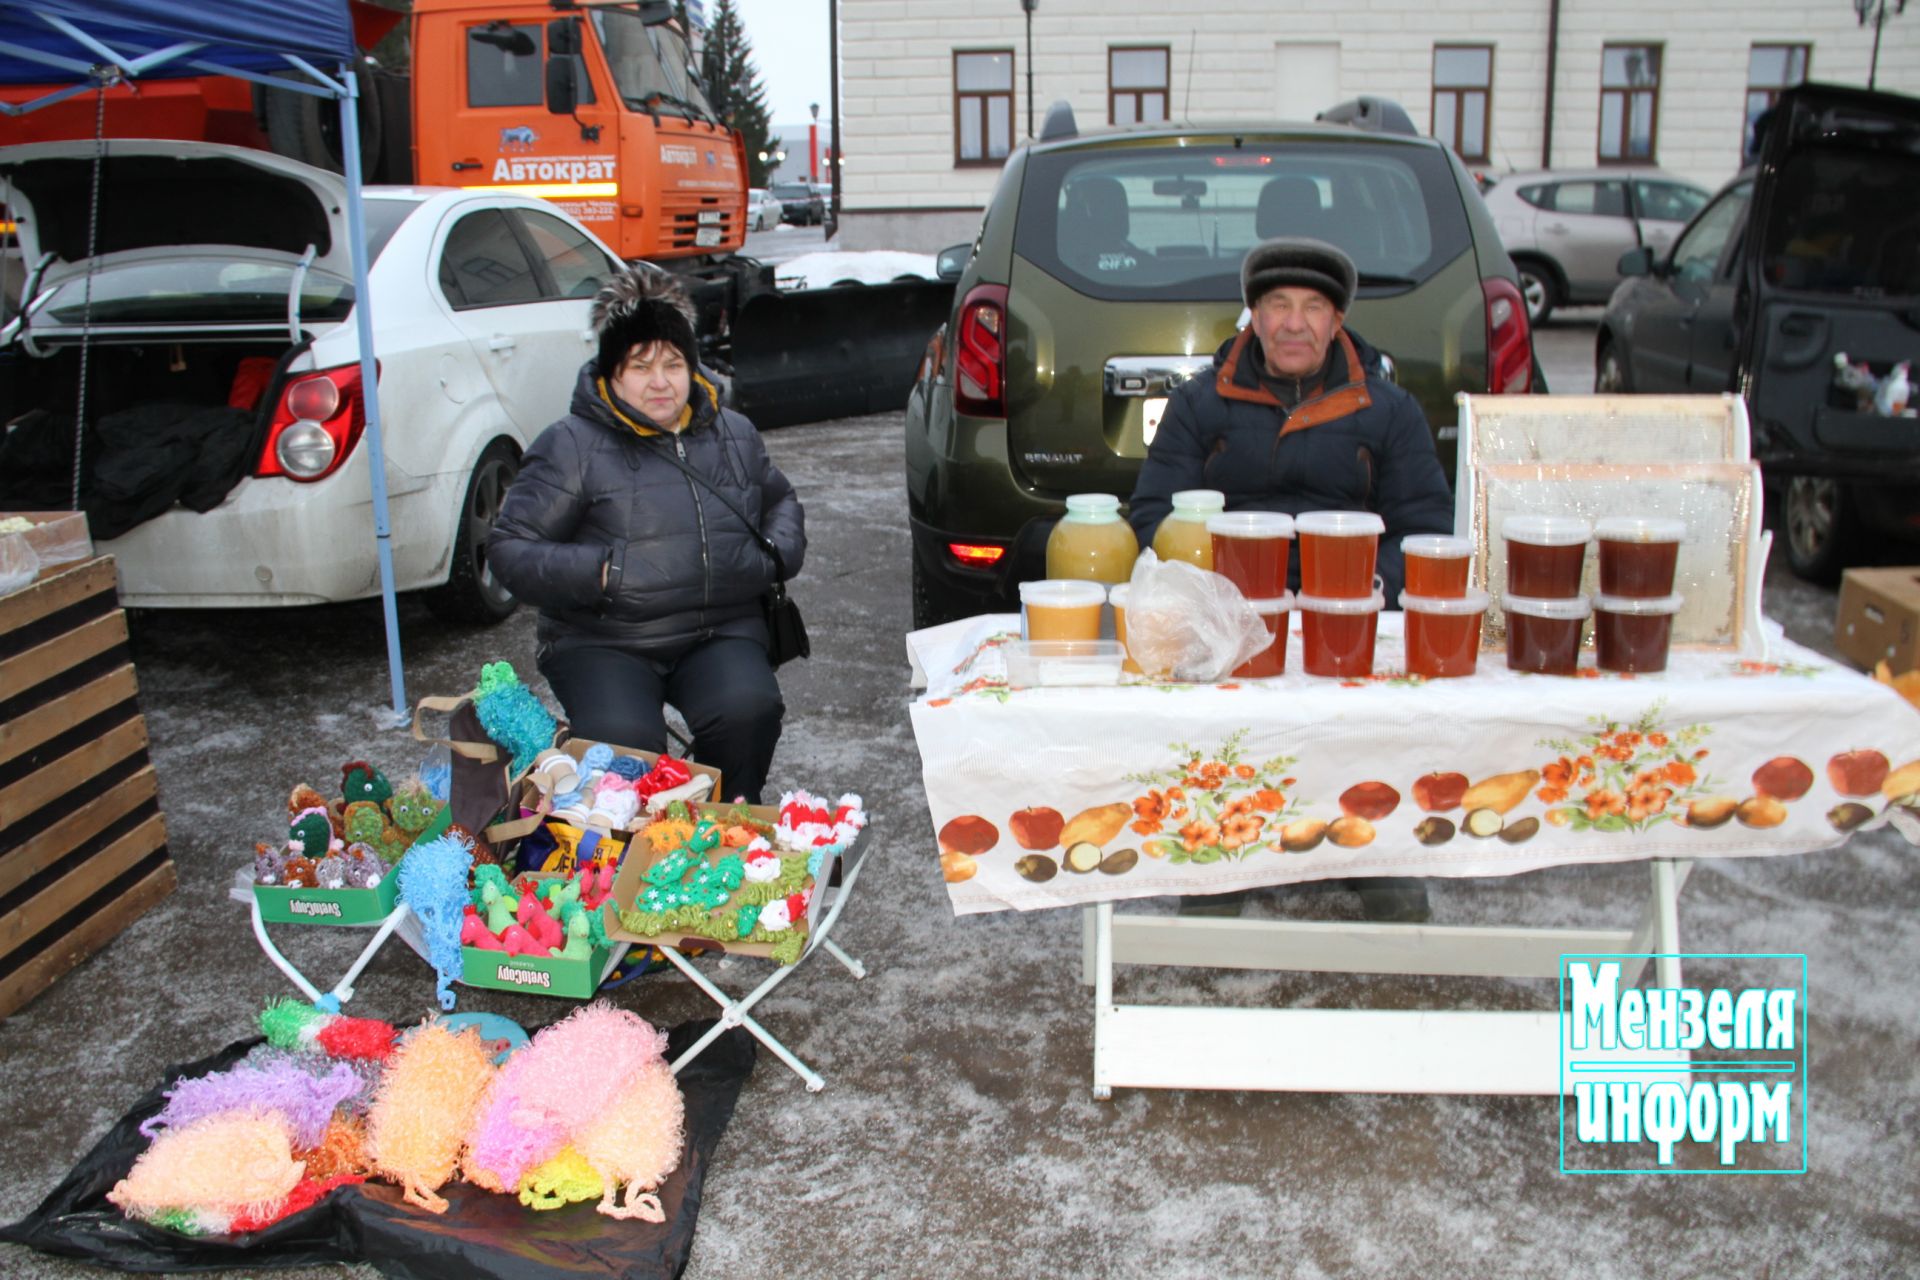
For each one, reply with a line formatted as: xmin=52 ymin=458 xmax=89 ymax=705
xmin=488 ymin=363 xmax=806 ymax=657
xmin=1128 ymin=326 xmax=1452 ymax=604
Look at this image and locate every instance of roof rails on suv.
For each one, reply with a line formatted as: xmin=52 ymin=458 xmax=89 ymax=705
xmin=1315 ymin=97 xmax=1417 ymax=136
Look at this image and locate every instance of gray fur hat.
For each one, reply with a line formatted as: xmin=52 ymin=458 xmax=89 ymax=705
xmin=1240 ymin=236 xmax=1357 ymax=312
xmin=591 ymin=267 xmax=700 ymax=380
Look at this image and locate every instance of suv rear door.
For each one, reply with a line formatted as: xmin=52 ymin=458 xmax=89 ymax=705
xmin=1002 ymin=135 xmax=1484 ymax=500
xmin=1740 ymin=83 xmax=1920 ymax=472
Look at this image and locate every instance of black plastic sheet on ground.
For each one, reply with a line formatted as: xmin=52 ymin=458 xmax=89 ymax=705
xmin=1 ymin=1019 xmax=755 ymax=1278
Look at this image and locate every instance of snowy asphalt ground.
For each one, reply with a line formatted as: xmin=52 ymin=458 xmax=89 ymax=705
xmin=3 ymin=315 xmax=1917 ymax=1278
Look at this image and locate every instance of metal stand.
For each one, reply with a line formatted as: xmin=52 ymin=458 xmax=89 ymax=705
xmin=661 ymin=832 xmax=873 ymax=1092
xmin=1085 ymin=859 xmax=1693 ymax=1098
xmin=249 ymin=896 xmax=412 ymax=1009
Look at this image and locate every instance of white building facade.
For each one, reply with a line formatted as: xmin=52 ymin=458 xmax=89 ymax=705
xmin=835 ymin=0 xmax=1920 ymax=250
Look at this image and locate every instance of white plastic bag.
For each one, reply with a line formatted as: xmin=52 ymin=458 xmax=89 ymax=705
xmin=0 ymin=534 xmax=39 ymax=595
xmin=1122 ymin=549 xmax=1270 ymax=681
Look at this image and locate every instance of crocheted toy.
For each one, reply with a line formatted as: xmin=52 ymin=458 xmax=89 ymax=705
xmin=139 ymin=1058 xmax=364 ymax=1149
xmin=386 ymin=783 xmax=444 ymax=843
xmin=398 ymin=832 xmax=477 ymax=1010
xmin=253 ymin=844 xmax=286 ymax=887
xmin=259 ymin=998 xmax=399 ymax=1061
xmin=340 ymin=760 xmax=393 ymax=807
xmin=517 ymin=1146 xmax=602 ymax=1210
xmin=462 ymin=1034 xmax=570 ymax=1194
xmin=286 ymin=809 xmax=337 ymax=860
xmin=777 ymin=790 xmax=867 ymax=876
xmin=108 ymin=1112 xmax=303 ymax=1235
xmin=282 ymin=856 xmax=318 ymax=889
xmin=607 ymin=754 xmax=646 ymax=781
xmin=573 ymin=1058 xmax=683 ymax=1221
xmin=314 ymin=853 xmax=347 ymax=890
xmin=365 ymin=1021 xmax=497 ymax=1213
xmin=530 ymin=749 xmax=580 ymax=798
xmin=343 ymin=801 xmax=408 ymax=865
xmin=287 ymin=784 xmax=334 ymax=830
xmin=292 ymin=1116 xmax=371 ymax=1181
xmin=471 ymin=662 xmax=558 ymax=777
xmin=343 ymin=844 xmax=386 ymax=889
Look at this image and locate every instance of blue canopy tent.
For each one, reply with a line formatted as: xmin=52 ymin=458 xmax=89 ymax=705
xmin=0 ymin=0 xmax=412 ymax=722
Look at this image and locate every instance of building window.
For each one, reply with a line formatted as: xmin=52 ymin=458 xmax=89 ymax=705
xmin=1746 ymin=43 xmax=1809 ymax=160
xmin=1431 ymin=45 xmax=1492 ymax=163
xmin=954 ymin=50 xmax=1014 ymax=167
xmin=1599 ymin=44 xmax=1661 ymax=163
xmin=1110 ymin=46 xmax=1169 ymax=125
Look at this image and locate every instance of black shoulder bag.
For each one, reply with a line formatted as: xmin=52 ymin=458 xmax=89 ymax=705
xmin=647 ymin=441 xmax=810 ymax=666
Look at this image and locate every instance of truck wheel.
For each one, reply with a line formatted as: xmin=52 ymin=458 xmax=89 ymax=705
xmin=260 ymin=63 xmax=383 ymax=177
xmin=1783 ymin=476 xmax=1859 ymax=587
xmin=426 ymin=441 xmax=520 ymax=624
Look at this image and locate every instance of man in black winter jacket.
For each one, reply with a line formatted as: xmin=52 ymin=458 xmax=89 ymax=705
xmin=1128 ymin=236 xmax=1453 ymax=606
xmin=1130 ymin=236 xmax=1446 ymax=923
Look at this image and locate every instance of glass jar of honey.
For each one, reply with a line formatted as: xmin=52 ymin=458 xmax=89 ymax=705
xmin=1151 ymin=489 xmax=1226 ymax=569
xmin=1046 ymin=493 xmax=1138 ymax=584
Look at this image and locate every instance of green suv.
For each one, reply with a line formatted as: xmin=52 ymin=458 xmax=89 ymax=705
xmin=905 ymin=99 xmax=1538 ymax=627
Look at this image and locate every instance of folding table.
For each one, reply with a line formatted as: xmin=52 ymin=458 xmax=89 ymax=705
xmin=236 ymin=886 xmax=412 ymax=1012
xmin=653 ymin=826 xmax=874 ymax=1092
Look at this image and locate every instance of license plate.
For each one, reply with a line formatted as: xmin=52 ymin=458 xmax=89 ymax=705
xmin=695 ymin=227 xmax=722 ymax=246
xmin=697 ymin=210 xmax=723 ymax=225
xmin=1141 ymin=396 xmax=1168 ymax=446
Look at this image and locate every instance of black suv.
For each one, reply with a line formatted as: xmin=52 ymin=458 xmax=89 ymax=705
xmin=1596 ymin=82 xmax=1920 ymax=583
xmin=904 ymin=99 xmax=1538 ymax=628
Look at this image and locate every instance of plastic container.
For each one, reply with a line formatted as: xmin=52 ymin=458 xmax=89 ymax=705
xmin=1296 ymin=511 xmax=1385 ymax=599
xmin=1231 ymin=594 xmax=1294 ymax=678
xmin=1401 ymin=534 xmax=1473 ymax=599
xmin=1399 ymin=588 xmax=1490 ymax=679
xmin=1019 ymin=579 xmax=1107 ymax=642
xmin=1108 ymin=583 xmax=1142 ymax=674
xmin=1207 ymin=511 xmax=1294 ymax=600
xmin=1594 ymin=517 xmax=1686 ymax=599
xmin=1593 ymin=592 xmax=1684 ymax=673
xmin=1003 ymin=640 xmax=1127 ymax=686
xmin=1502 ymin=515 xmax=1591 ymax=599
xmin=1151 ymin=489 xmax=1226 ymax=569
xmin=1504 ymin=594 xmax=1592 ymax=676
xmin=1297 ymin=590 xmax=1384 ymax=677
xmin=1046 ymin=493 xmax=1139 ymax=584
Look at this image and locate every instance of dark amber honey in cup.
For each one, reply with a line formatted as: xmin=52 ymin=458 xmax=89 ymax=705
xmin=1501 ymin=515 xmax=1591 ymax=599
xmin=1594 ymin=517 xmax=1686 ymax=599
xmin=1297 ymin=591 xmax=1384 ymax=677
xmin=1231 ymin=595 xmax=1293 ymax=678
xmin=1504 ymin=594 xmax=1591 ymax=676
xmin=1399 ymin=588 xmax=1489 ymax=678
xmin=1208 ymin=512 xmax=1294 ymax=600
xmin=1296 ymin=511 xmax=1385 ymax=599
xmin=1594 ymin=592 xmax=1684 ymax=673
xmin=1401 ymin=534 xmax=1473 ymax=598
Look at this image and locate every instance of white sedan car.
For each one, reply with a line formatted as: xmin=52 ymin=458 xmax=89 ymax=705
xmin=746 ymin=187 xmax=779 ymax=232
xmin=0 ymin=139 xmax=629 ymax=621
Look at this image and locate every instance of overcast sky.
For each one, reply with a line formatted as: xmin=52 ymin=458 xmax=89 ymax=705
xmin=729 ymin=0 xmax=830 ymax=127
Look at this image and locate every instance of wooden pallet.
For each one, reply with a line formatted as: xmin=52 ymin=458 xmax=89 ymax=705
xmin=0 ymin=556 xmax=175 ymax=1019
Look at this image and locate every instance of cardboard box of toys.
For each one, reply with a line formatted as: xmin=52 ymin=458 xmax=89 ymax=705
xmin=484 ymin=737 xmax=724 ymax=873
xmin=253 ymin=803 xmax=452 ymax=926
xmin=459 ymin=869 xmax=616 ymax=1000
xmin=1835 ymin=567 xmax=1920 ymax=675
xmin=602 ymin=800 xmax=840 ymax=964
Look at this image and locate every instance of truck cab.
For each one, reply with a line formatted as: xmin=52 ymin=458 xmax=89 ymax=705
xmin=411 ymin=0 xmax=747 ymax=264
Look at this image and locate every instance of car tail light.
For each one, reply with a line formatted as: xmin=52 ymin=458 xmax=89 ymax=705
xmin=1483 ymin=277 xmax=1534 ymax=394
xmin=953 ymin=283 xmax=1009 ymax=417
xmin=258 ymin=364 xmax=366 ymax=482
xmin=947 ymin=542 xmax=1006 ymax=568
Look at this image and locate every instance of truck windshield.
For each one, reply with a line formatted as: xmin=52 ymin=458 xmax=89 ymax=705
xmin=590 ymin=10 xmax=714 ymax=119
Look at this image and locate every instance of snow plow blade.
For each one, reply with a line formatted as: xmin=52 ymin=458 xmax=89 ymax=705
xmin=730 ymin=279 xmax=955 ymax=428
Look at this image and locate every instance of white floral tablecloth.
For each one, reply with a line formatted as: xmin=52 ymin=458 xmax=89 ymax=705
xmin=906 ymin=613 xmax=1920 ymax=915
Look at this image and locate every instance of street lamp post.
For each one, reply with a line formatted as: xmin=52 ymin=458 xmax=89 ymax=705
xmin=1854 ymin=0 xmax=1909 ymax=91
xmin=1022 ymin=0 xmax=1037 ymax=139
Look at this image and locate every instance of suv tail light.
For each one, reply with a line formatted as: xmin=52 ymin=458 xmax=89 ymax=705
xmin=1483 ymin=277 xmax=1534 ymax=394
xmin=952 ymin=283 xmax=1010 ymax=417
xmin=257 ymin=364 xmax=367 ymax=482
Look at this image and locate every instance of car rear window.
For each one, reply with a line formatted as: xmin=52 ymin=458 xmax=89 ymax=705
xmin=1014 ymin=140 xmax=1471 ymax=301
xmin=1761 ymin=148 xmax=1920 ymax=299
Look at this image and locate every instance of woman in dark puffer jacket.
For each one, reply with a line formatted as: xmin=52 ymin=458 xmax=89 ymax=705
xmin=488 ymin=270 xmax=805 ymax=803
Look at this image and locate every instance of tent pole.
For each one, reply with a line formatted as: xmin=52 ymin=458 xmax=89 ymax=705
xmin=336 ymin=58 xmax=409 ymax=726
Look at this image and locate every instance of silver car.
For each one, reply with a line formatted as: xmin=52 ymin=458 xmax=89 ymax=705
xmin=1484 ymin=167 xmax=1708 ymax=324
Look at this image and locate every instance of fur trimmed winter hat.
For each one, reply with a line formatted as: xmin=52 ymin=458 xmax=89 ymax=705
xmin=1240 ymin=236 xmax=1357 ymax=312
xmin=592 ymin=268 xmax=700 ymax=380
